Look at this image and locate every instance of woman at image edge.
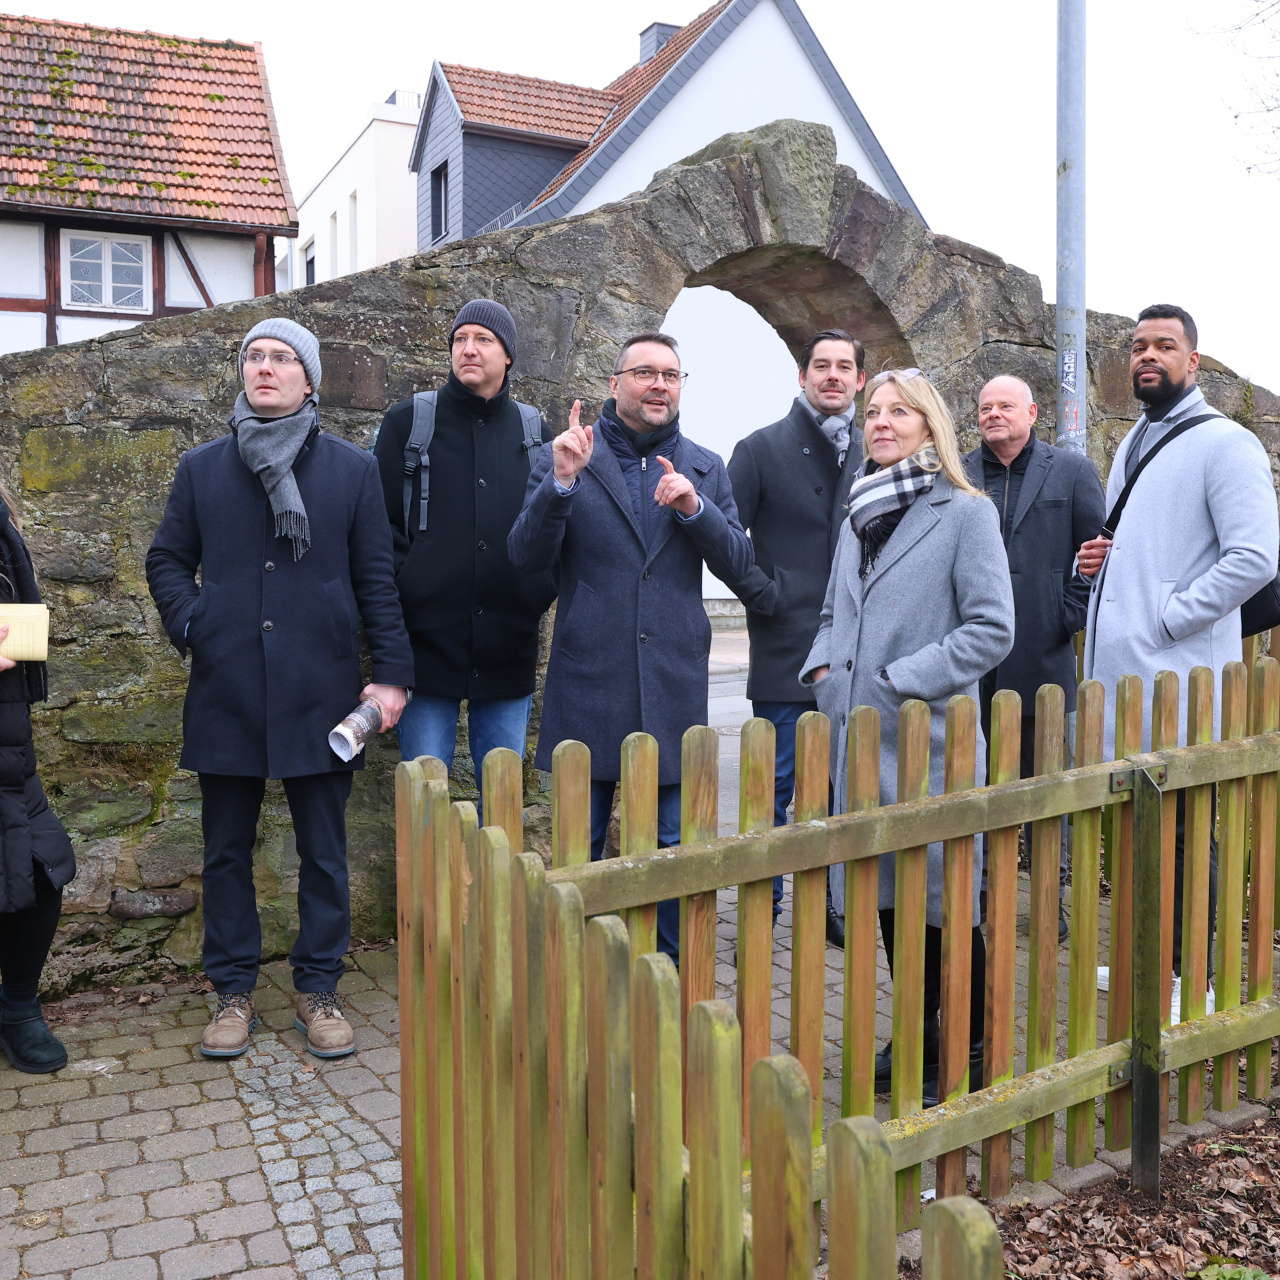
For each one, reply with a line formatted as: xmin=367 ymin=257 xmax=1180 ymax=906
xmin=0 ymin=485 xmax=75 ymax=1073
xmin=801 ymin=369 xmax=1014 ymax=1095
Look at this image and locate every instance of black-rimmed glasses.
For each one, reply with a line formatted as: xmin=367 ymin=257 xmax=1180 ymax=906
xmin=616 ymin=366 xmax=689 ymax=388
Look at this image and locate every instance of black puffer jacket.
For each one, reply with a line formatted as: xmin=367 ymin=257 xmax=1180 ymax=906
xmin=0 ymin=500 xmax=74 ymax=914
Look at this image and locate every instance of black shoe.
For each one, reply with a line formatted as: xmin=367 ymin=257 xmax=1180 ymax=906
xmin=826 ymin=903 xmax=845 ymax=949
xmin=923 ymin=1041 xmax=985 ymax=1108
xmin=0 ymin=1002 xmax=67 ymax=1074
xmin=1059 ymin=904 xmax=1069 ymax=944
xmin=874 ymin=1016 xmax=940 ymax=1092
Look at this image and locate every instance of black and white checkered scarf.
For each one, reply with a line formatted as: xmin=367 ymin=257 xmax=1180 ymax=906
xmin=847 ymin=450 xmax=936 ymax=578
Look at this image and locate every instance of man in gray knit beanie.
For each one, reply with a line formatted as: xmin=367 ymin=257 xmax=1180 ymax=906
xmin=146 ymin=317 xmax=414 ymax=1063
xmin=238 ymin=318 xmax=323 ymax=393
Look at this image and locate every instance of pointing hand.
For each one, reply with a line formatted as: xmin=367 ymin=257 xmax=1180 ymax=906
xmin=552 ymin=400 xmax=593 ymax=485
xmin=653 ymin=453 xmax=700 ymax=518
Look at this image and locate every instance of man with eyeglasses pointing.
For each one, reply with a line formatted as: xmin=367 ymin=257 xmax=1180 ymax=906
xmin=509 ymin=332 xmax=753 ymax=962
xmin=147 ymin=319 xmax=413 ymax=1061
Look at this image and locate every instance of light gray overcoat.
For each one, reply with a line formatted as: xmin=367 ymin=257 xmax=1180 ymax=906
xmin=801 ymin=474 xmax=1015 ymax=926
xmin=1083 ymin=386 xmax=1279 ymax=759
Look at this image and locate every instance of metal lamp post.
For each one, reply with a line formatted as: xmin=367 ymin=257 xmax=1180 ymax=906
xmin=1056 ymin=0 xmax=1087 ymax=454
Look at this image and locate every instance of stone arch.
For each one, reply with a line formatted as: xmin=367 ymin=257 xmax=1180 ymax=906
xmin=686 ymin=245 xmax=914 ymax=375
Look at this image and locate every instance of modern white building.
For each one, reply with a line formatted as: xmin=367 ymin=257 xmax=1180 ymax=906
xmin=408 ymin=0 xmax=925 ymax=594
xmin=283 ymin=91 xmax=422 ymax=291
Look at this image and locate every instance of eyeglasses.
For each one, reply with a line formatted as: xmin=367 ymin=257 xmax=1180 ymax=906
xmin=617 ymin=366 xmax=688 ymax=388
xmin=245 ymin=351 xmax=301 ymax=368
xmin=869 ymin=367 xmax=924 ymax=385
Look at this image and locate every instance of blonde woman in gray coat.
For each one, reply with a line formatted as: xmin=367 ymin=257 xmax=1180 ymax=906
xmin=801 ymin=369 xmax=1014 ymax=1099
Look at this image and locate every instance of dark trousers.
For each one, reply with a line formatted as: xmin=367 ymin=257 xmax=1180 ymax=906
xmin=753 ymin=700 xmax=808 ymax=915
xmin=0 ymin=862 xmax=62 ymax=1003
xmin=199 ymin=771 xmax=354 ymax=995
xmin=1174 ymin=788 xmax=1218 ymax=981
xmin=590 ymin=778 xmax=680 ymax=964
xmin=879 ymin=908 xmax=986 ymax=1049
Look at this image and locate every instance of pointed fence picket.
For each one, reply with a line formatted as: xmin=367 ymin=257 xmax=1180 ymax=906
xmin=395 ymin=659 xmax=1280 ymax=1277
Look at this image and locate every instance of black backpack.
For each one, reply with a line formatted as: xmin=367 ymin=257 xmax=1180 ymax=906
xmin=400 ymin=390 xmax=543 ymax=537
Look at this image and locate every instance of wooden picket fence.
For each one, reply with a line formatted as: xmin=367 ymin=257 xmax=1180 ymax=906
xmin=395 ymin=653 xmax=1280 ymax=1278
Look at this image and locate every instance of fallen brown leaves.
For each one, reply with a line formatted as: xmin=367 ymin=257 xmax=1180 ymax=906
xmin=897 ymin=1108 xmax=1280 ymax=1278
xmin=999 ymin=1113 xmax=1280 ymax=1278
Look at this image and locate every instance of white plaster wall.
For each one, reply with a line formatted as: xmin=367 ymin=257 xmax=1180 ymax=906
xmin=0 ymin=311 xmax=45 ymax=356
xmin=373 ymin=118 xmax=420 ymax=264
xmin=57 ymin=314 xmax=141 ymax=344
xmin=164 ymin=234 xmax=205 ymax=308
xmin=294 ymin=105 xmax=418 ymax=286
xmin=570 ymin=0 xmax=892 ymax=215
xmin=180 ymin=234 xmax=255 ymax=305
xmin=0 ymin=223 xmax=44 ymax=299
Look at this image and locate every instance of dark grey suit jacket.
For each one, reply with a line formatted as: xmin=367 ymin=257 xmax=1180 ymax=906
xmin=963 ymin=436 xmax=1106 ymax=712
xmin=726 ymin=400 xmax=863 ymax=702
xmin=508 ymin=427 xmax=753 ymax=784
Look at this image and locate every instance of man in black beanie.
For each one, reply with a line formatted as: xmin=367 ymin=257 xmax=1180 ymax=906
xmin=373 ymin=300 xmax=555 ymax=813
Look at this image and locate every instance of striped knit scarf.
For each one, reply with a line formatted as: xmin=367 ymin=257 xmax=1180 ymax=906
xmin=847 ymin=450 xmax=936 ymax=578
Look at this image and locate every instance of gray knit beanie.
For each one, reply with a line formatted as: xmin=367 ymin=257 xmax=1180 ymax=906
xmin=239 ymin=319 xmax=322 ymax=393
xmin=451 ymin=299 xmax=517 ymax=364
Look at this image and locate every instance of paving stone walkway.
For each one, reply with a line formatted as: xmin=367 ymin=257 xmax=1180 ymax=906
xmin=0 ymin=952 xmax=403 ymax=1280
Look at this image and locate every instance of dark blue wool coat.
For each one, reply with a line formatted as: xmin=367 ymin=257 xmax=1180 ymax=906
xmin=146 ymin=429 xmax=415 ymax=780
xmin=508 ymin=425 xmax=753 ymax=784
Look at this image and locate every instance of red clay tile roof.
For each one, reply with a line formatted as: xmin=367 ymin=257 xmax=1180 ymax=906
xmin=439 ymin=63 xmax=618 ymax=144
xmin=0 ymin=14 xmax=296 ymax=232
xmin=528 ymin=0 xmax=732 ymax=209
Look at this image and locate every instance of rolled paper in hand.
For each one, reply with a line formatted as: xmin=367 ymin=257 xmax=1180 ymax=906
xmin=328 ymin=698 xmax=383 ymax=762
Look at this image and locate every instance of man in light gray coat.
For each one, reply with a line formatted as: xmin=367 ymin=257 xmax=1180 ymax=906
xmin=1080 ymin=302 xmax=1279 ymax=991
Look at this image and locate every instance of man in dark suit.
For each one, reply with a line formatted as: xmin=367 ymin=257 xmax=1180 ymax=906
xmin=963 ymin=375 xmax=1106 ymax=940
xmin=726 ymin=328 xmax=866 ymax=943
xmin=147 ymin=319 xmax=414 ymax=1060
xmin=508 ymin=332 xmax=753 ymax=961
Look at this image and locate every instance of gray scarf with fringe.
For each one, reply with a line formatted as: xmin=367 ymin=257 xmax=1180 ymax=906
xmin=231 ymin=391 xmax=316 ymax=560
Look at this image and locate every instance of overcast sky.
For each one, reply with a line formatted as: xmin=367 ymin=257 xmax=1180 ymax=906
xmin=30 ymin=0 xmax=1280 ymax=391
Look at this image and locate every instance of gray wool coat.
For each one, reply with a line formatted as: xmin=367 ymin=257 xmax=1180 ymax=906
xmin=801 ymin=474 xmax=1015 ymax=925
xmin=1083 ymin=386 xmax=1279 ymax=759
xmin=508 ymin=430 xmax=754 ymax=784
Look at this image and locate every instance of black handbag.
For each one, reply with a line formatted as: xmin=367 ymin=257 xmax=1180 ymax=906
xmin=1101 ymin=413 xmax=1280 ymax=638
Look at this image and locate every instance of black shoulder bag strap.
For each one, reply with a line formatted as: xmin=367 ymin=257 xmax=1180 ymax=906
xmin=515 ymin=402 xmax=543 ymax=468
xmin=1100 ymin=413 xmax=1218 ymax=539
xmin=403 ymin=391 xmax=438 ymax=536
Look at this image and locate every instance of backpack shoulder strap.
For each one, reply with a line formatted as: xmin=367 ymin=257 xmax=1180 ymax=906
xmin=1101 ymin=413 xmax=1218 ymax=539
xmin=515 ymin=402 xmax=543 ymax=468
xmin=404 ymin=391 xmax=437 ymax=536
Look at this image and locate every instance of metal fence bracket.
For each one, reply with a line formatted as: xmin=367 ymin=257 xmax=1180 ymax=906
xmin=1109 ymin=769 xmax=1133 ymax=794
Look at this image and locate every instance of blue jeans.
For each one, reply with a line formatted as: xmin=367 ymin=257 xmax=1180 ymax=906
xmin=754 ymin=701 xmax=811 ymax=916
xmin=397 ymin=694 xmax=532 ymax=826
xmin=590 ymin=779 xmax=681 ymax=964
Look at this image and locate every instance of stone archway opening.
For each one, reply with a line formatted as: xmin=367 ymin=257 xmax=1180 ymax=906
xmin=658 ymin=245 xmax=915 ymax=597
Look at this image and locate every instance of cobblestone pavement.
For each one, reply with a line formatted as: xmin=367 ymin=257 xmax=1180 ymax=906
xmin=0 ymin=951 xmax=403 ymax=1280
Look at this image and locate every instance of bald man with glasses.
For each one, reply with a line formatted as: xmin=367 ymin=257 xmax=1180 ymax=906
xmin=963 ymin=375 xmax=1106 ymax=941
xmin=508 ymin=331 xmax=753 ymax=963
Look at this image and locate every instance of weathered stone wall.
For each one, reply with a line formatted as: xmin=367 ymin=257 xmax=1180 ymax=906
xmin=2 ymin=119 xmax=1274 ymax=992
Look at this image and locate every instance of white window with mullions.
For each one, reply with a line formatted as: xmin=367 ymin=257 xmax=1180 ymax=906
xmin=60 ymin=229 xmax=152 ymax=314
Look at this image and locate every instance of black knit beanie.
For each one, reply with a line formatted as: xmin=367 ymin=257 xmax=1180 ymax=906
xmin=451 ymin=299 xmax=517 ymax=364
